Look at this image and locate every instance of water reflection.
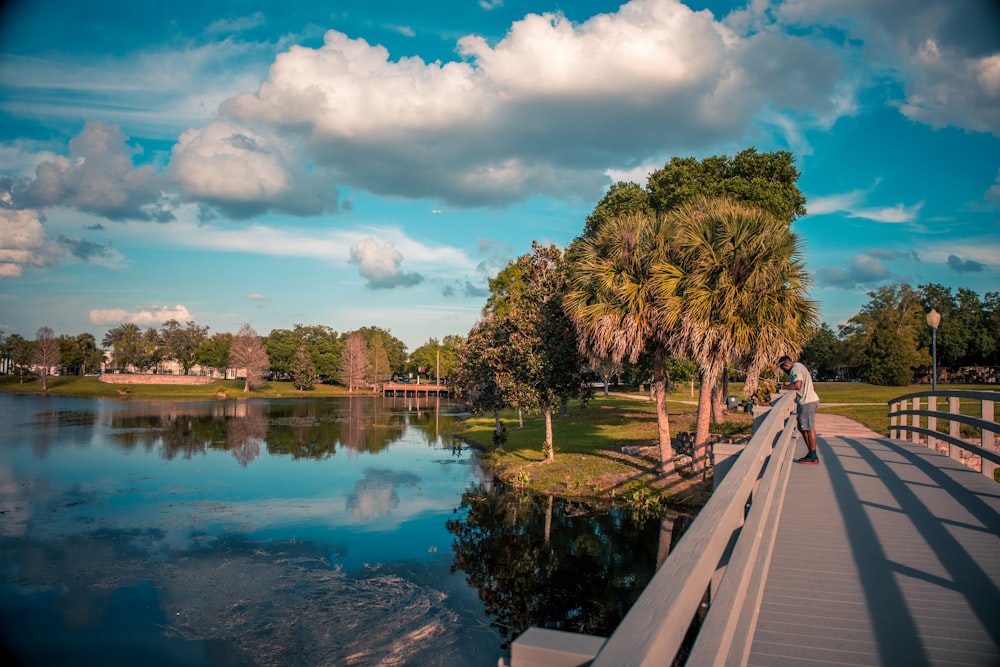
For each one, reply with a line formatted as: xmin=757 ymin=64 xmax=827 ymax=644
xmin=0 ymin=394 xmax=679 ymax=665
xmin=447 ymin=484 xmax=687 ymax=648
xmin=0 ymin=394 xmax=503 ymax=666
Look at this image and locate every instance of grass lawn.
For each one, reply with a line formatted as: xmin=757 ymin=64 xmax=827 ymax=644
xmin=457 ymin=392 xmax=753 ymax=512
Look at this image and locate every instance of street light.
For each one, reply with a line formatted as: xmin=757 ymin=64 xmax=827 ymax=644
xmin=926 ymin=308 xmax=941 ymax=391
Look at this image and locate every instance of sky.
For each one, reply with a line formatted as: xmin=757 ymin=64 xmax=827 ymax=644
xmin=0 ymin=0 xmax=998 ymax=352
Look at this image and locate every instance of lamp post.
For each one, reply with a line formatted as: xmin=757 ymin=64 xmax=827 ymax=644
xmin=926 ymin=308 xmax=941 ymax=391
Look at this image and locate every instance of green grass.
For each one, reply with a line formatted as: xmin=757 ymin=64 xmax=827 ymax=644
xmin=458 ymin=395 xmax=751 ymax=510
xmin=0 ymin=374 xmax=351 ymax=400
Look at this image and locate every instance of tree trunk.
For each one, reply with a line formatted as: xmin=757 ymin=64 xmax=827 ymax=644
xmin=243 ymin=377 xmax=251 ymax=393
xmin=711 ymin=382 xmax=724 ymax=424
xmin=652 ymin=347 xmax=674 ymax=475
xmin=694 ymin=368 xmax=716 ymax=478
xmin=544 ymin=406 xmax=555 ymax=462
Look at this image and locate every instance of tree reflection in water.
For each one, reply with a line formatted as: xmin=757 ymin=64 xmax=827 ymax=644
xmin=448 ymin=484 xmax=688 ymax=647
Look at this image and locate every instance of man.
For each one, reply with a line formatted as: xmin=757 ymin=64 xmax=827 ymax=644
xmin=778 ymin=355 xmax=821 ymax=464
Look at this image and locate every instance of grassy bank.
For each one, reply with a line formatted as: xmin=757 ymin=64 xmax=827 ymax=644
xmin=0 ymin=374 xmax=352 ymax=400
xmin=457 ymin=392 xmax=752 ymax=513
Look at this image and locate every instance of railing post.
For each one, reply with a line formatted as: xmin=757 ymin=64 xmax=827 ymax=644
xmin=890 ymin=400 xmax=898 ymax=439
xmin=911 ymin=397 xmax=921 ymax=443
xmin=982 ymin=399 xmax=996 ymax=480
xmin=927 ymin=395 xmax=938 ymax=453
xmin=949 ymin=396 xmax=962 ymax=462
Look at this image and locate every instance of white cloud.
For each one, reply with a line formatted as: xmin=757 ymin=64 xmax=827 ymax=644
xmin=8 ymin=120 xmax=172 ymax=222
xmin=349 ymin=237 xmax=424 ymax=289
xmin=0 ymin=207 xmax=57 ymax=277
xmin=168 ymin=119 xmax=340 ymax=218
xmin=776 ymin=0 xmax=1000 ymax=136
xmin=806 ymin=183 xmax=922 ymax=223
xmin=211 ymin=0 xmax=843 ymax=208
xmin=89 ymin=304 xmax=193 ymax=326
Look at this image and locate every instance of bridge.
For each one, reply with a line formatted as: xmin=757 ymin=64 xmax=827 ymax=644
xmin=506 ymin=390 xmax=1000 ymax=666
xmin=381 ymin=381 xmax=450 ymax=397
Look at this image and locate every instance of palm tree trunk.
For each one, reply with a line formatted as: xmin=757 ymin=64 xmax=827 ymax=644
xmin=694 ymin=368 xmax=716 ymax=477
xmin=711 ymin=382 xmax=725 ymax=424
xmin=652 ymin=347 xmax=674 ymax=475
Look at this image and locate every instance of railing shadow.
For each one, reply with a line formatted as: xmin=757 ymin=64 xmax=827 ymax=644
xmin=822 ymin=432 xmax=1000 ymax=666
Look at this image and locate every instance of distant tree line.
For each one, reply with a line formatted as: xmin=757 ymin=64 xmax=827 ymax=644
xmin=801 ymin=283 xmax=1000 ymax=386
xmin=0 ymin=320 xmax=463 ymax=394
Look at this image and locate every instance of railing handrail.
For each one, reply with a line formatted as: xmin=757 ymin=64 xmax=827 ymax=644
xmin=888 ymin=390 xmax=999 ymax=477
xmin=889 ymin=388 xmax=999 ymax=403
xmin=588 ymin=393 xmax=798 ymax=666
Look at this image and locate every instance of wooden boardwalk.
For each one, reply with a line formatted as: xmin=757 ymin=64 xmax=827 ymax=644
xmin=748 ymin=414 xmax=1000 ymax=666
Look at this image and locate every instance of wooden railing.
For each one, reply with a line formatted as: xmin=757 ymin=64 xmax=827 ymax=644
xmin=888 ymin=389 xmax=1000 ymax=479
xmin=505 ymin=393 xmax=800 ymax=667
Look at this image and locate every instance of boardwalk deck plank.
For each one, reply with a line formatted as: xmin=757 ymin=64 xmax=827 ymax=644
xmin=747 ymin=414 xmax=1000 ymax=667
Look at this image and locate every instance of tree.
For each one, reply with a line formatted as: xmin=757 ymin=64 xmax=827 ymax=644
xmin=657 ymin=197 xmax=816 ymax=474
xmin=845 ymin=284 xmax=925 ymax=386
xmin=137 ymin=327 xmax=162 ymax=372
xmin=33 ymin=326 xmax=60 ymax=390
xmin=565 ymin=211 xmax=679 ymax=474
xmin=800 ymin=323 xmax=841 ymax=380
xmin=196 ymin=332 xmax=233 ymax=378
xmin=294 ymin=324 xmax=341 ymax=381
xmin=354 ymin=326 xmax=407 ymax=375
xmin=263 ymin=328 xmax=299 ymax=378
xmin=6 ymin=334 xmax=32 ymax=382
xmin=160 ymin=319 xmax=209 ymax=374
xmin=102 ymin=322 xmax=143 ymax=371
xmin=291 ymin=342 xmax=317 ymax=390
xmin=230 ymin=324 xmax=269 ymax=392
xmin=646 ymin=148 xmax=806 ymax=224
xmin=338 ymin=332 xmax=370 ymax=392
xmin=454 ymin=316 xmax=513 ymax=445
xmin=497 ymin=243 xmax=591 ymax=463
xmin=58 ymin=332 xmax=103 ymax=376
xmin=580 ymin=181 xmax=653 ymax=240
xmin=407 ymin=336 xmax=462 ymax=383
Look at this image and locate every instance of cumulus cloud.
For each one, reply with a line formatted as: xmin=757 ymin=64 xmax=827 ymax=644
xmin=213 ymin=0 xmax=842 ymax=208
xmin=946 ymin=255 xmax=985 ymax=274
xmin=168 ymin=119 xmax=341 ymax=218
xmin=349 ymin=237 xmax=424 ymax=289
xmin=775 ymin=0 xmax=1000 ymax=135
xmin=8 ymin=120 xmax=173 ymax=222
xmin=0 ymin=208 xmax=57 ymax=277
xmin=89 ymin=304 xmax=193 ymax=326
xmin=0 ymin=205 xmax=127 ymax=277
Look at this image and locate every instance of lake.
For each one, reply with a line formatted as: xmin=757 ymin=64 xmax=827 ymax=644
xmin=0 ymin=393 xmax=667 ymax=666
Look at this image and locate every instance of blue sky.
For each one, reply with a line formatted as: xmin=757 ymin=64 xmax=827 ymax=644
xmin=1 ymin=0 xmax=998 ymax=351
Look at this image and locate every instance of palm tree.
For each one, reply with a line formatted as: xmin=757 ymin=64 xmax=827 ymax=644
xmin=657 ymin=196 xmax=816 ymax=474
xmin=102 ymin=322 xmax=142 ymax=371
xmin=565 ymin=211 xmax=679 ymax=475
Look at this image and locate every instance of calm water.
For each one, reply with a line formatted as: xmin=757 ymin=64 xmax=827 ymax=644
xmin=0 ymin=393 xmax=667 ymax=666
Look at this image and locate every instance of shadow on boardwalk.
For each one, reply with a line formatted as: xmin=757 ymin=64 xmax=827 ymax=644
xmin=750 ymin=414 xmax=1000 ymax=666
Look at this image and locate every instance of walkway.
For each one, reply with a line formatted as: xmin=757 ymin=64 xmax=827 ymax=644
xmin=748 ymin=414 xmax=1000 ymax=666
